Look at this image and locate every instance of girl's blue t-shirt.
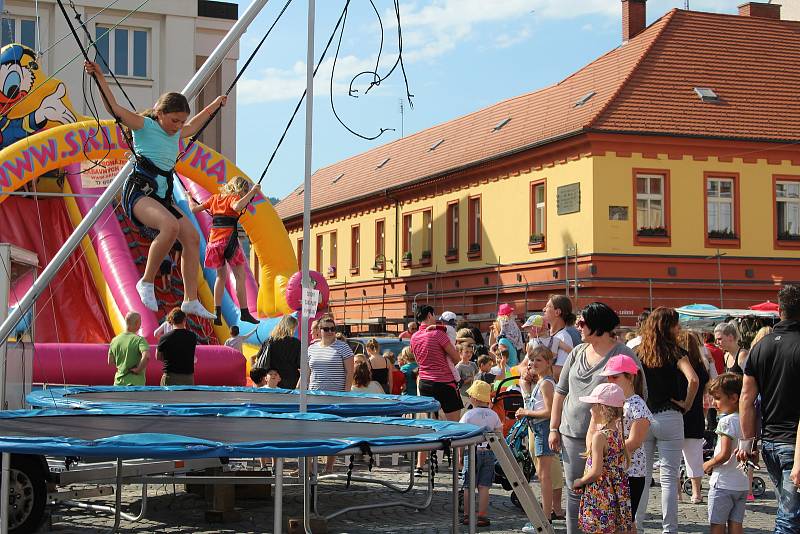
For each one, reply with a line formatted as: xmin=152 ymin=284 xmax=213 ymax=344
xmin=132 ymin=117 xmax=181 ymax=197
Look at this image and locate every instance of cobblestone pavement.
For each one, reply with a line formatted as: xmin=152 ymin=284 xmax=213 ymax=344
xmin=40 ymin=460 xmax=778 ymax=533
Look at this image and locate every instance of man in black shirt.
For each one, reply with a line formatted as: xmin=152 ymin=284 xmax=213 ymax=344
xmin=739 ymin=285 xmax=800 ymax=533
xmin=157 ymin=309 xmax=198 ymax=385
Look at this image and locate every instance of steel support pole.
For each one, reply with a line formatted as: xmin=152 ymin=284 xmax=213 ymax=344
xmin=0 ymin=0 xmax=274 ymax=343
xmin=299 ymin=1 xmax=315 ymax=533
xmin=452 ymin=449 xmax=459 ymax=534
xmin=274 ymin=458 xmax=284 ymax=534
xmin=468 ymin=445 xmax=476 ymax=534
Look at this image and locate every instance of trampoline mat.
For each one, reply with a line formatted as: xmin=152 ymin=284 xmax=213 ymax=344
xmin=70 ymin=390 xmax=384 ymax=405
xmin=1 ymin=415 xmax=426 ymax=443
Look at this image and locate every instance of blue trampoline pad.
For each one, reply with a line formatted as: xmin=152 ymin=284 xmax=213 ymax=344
xmin=27 ymin=386 xmax=440 ymax=416
xmin=0 ymin=409 xmax=482 ymax=459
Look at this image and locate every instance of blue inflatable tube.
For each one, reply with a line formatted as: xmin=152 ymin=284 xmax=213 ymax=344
xmin=27 ymin=385 xmax=440 ymax=416
xmin=0 ymin=408 xmax=483 ymax=459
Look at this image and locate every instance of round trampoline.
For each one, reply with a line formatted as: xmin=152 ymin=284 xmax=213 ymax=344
xmin=27 ymin=386 xmax=440 ymax=416
xmin=0 ymin=408 xmax=481 ymax=459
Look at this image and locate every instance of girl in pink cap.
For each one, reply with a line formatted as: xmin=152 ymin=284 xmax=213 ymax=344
xmin=574 ymin=382 xmax=633 ymax=534
xmin=601 ymin=355 xmax=653 ymax=530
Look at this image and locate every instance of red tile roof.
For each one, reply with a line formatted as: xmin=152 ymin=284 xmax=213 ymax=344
xmin=277 ymin=9 xmax=800 ymax=220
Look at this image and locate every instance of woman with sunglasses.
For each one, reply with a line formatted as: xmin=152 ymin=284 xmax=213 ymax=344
xmin=548 ymin=302 xmax=644 ymax=534
xmin=635 ymin=307 xmax=699 ymax=534
xmin=307 ymin=315 xmax=354 ymax=393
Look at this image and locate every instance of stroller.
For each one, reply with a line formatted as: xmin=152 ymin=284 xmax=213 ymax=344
xmin=491 ymin=375 xmax=525 ymax=436
xmin=494 ymin=417 xmax=536 ymax=508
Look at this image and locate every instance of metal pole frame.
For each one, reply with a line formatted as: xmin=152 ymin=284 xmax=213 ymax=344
xmin=0 ymin=0 xmax=275 ymax=343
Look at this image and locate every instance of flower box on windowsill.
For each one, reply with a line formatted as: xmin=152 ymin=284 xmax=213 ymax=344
xmin=467 ymin=243 xmax=481 ymax=260
xmin=707 ymin=229 xmax=740 ymax=248
xmin=326 ymin=266 xmax=337 ymax=278
xmin=445 ymin=248 xmax=458 ymax=263
xmin=371 ymin=262 xmax=384 ymax=272
xmin=635 ymin=226 xmax=670 ymax=246
xmin=419 ymin=251 xmax=432 ymax=266
xmin=349 ymin=267 xmax=360 ymax=275
xmin=528 ymin=234 xmax=545 ymax=251
xmin=401 ymin=253 xmax=413 ymax=268
xmin=777 ymin=231 xmax=800 ymax=249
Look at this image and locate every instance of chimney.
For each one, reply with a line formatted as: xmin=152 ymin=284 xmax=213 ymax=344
xmin=622 ymin=0 xmax=647 ymax=42
xmin=738 ymin=2 xmax=781 ymax=19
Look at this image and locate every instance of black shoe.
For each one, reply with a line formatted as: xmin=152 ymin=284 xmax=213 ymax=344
xmin=240 ymin=309 xmax=259 ymax=324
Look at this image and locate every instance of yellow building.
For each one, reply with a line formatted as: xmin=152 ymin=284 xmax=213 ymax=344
xmin=276 ymin=2 xmax=800 ymax=328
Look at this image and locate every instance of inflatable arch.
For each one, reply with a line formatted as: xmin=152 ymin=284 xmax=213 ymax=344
xmin=0 ymin=119 xmax=296 ymax=317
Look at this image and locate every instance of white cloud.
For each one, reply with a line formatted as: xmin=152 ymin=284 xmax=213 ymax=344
xmin=239 ymin=0 xmax=737 ymax=104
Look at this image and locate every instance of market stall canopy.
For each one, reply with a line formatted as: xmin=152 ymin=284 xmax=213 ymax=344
xmin=676 ymin=306 xmax=778 ymax=320
xmin=749 ymin=301 xmax=779 ymax=313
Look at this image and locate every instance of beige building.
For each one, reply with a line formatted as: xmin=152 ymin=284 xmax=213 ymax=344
xmin=3 ymin=0 xmax=238 ymax=159
xmin=771 ymin=0 xmax=800 ymax=20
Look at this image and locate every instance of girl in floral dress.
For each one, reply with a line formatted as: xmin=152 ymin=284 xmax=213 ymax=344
xmin=573 ymin=383 xmax=634 ymax=534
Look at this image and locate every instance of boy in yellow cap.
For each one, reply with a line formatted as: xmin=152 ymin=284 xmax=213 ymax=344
xmin=459 ymin=380 xmax=503 ymax=527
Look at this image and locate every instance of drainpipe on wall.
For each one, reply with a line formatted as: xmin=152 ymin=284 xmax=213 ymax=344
xmin=385 ymin=190 xmax=400 ymax=278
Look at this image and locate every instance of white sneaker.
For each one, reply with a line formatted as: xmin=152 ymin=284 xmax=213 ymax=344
xmin=136 ymin=279 xmax=158 ymax=311
xmin=181 ymin=299 xmax=216 ymax=320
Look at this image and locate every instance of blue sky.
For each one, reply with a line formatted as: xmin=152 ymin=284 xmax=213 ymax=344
xmin=230 ymin=0 xmax=736 ymax=201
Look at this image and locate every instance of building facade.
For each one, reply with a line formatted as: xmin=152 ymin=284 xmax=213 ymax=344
xmin=276 ymin=1 xmax=800 ymax=329
xmin=3 ymin=0 xmax=239 ymax=159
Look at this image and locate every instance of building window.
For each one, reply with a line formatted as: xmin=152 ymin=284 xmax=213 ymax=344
xmin=776 ymin=178 xmax=800 ymax=245
xmin=1 ymin=18 xmax=37 ymax=49
xmin=329 ymin=231 xmax=337 ymax=277
xmin=446 ymin=202 xmax=459 ymax=259
xmin=375 ymin=219 xmax=385 ymax=270
xmin=704 ymin=174 xmax=739 ymax=246
xmin=530 ymin=181 xmax=546 ymax=248
xmin=633 ymin=171 xmax=670 ymax=244
xmin=350 ymin=225 xmax=360 ymax=273
xmin=315 ymin=234 xmax=323 ymax=273
xmin=468 ymin=196 xmax=481 ymax=258
xmin=297 ymin=238 xmax=303 ymax=271
xmin=95 ymin=25 xmax=148 ymax=77
xmin=421 ymin=209 xmax=432 ymax=264
xmin=402 ymin=214 xmax=412 ymax=255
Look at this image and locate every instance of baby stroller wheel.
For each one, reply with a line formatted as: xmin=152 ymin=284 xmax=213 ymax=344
xmin=511 ymin=491 xmax=522 ymax=509
xmin=752 ymin=476 xmax=766 ymax=498
xmin=682 ymin=476 xmax=693 ymax=496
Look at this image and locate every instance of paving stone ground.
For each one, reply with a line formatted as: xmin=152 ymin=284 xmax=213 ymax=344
xmin=40 ymin=458 xmax=778 ymax=533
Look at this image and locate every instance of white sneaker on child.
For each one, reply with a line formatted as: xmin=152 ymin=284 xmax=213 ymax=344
xmin=136 ymin=279 xmax=158 ymax=311
xmin=181 ymin=299 xmax=216 ymax=320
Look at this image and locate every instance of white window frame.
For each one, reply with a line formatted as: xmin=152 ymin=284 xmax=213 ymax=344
xmin=448 ymin=203 xmax=459 ymax=252
xmin=707 ymin=177 xmax=734 ymax=233
xmin=95 ymin=24 xmax=150 ymax=79
xmin=1 ymin=16 xmax=38 ymax=49
xmin=636 ymin=174 xmax=665 ymax=229
xmin=776 ymin=180 xmax=800 ymax=237
xmin=534 ymin=183 xmax=545 ymax=235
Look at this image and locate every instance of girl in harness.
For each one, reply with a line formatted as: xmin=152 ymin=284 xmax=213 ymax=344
xmin=85 ymin=60 xmax=222 ymax=319
xmin=190 ymin=176 xmax=260 ymax=325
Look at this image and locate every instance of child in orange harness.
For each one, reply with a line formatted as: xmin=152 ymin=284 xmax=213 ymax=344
xmin=190 ymin=176 xmax=260 ymax=325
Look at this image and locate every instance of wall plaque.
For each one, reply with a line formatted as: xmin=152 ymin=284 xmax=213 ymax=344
xmin=609 ymin=206 xmax=628 ymax=221
xmin=557 ymin=183 xmax=580 ymax=215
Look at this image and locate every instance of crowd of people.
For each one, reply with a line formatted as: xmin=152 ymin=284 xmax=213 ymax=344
xmin=107 ymin=284 xmax=800 ymax=533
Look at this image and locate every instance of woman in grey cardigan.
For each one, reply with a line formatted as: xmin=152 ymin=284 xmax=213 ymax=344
xmin=548 ymin=302 xmax=645 ymax=534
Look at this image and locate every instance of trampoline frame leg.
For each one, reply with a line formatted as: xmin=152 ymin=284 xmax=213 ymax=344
xmin=302 ymin=457 xmax=312 ymax=534
xmin=468 ymin=445 xmax=476 ymax=534
xmin=452 ymin=448 xmax=459 ymax=534
xmin=0 ymin=452 xmax=9 ymax=534
xmin=111 ymin=458 xmax=122 ymax=533
xmin=274 ymin=458 xmax=283 ymax=534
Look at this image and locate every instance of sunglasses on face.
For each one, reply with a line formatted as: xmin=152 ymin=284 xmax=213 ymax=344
xmin=320 ymin=326 xmax=336 ymax=333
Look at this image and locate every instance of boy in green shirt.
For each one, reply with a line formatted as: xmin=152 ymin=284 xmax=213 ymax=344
xmin=108 ymin=312 xmax=150 ymax=386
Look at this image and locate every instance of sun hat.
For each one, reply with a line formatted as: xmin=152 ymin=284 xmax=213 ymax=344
xmin=578 ymin=383 xmax=626 ymax=407
xmin=600 ymin=355 xmax=639 ymax=377
xmin=522 ymin=314 xmax=544 ymax=329
xmin=439 ymin=311 xmax=457 ymax=324
xmin=466 ymin=380 xmax=492 ymax=403
xmin=498 ymin=303 xmax=514 ymax=316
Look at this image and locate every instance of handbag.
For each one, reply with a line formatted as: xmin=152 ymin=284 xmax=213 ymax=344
xmin=254 ymin=339 xmax=272 ymax=369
